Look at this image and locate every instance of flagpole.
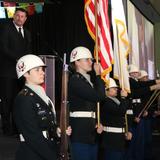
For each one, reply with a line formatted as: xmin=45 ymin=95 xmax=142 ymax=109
xmin=95 ymin=0 xmax=98 ymax=62
xmin=94 ymin=0 xmax=100 ymax=127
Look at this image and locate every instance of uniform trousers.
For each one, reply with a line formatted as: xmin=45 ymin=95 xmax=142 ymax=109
xmin=104 ymin=149 xmax=125 ymax=160
xmin=71 ymin=142 xmax=98 ymax=160
xmin=144 ymin=118 xmax=152 ymax=160
xmin=125 ymin=120 xmax=145 ymax=160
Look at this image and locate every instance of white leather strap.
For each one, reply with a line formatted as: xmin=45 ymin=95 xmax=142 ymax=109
xmin=70 ymin=111 xmax=96 ymax=118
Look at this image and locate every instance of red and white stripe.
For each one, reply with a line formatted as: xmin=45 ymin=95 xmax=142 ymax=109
xmin=84 ymin=0 xmax=113 ymax=81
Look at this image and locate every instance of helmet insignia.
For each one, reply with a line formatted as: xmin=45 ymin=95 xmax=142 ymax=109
xmin=18 ymin=61 xmax=26 ymax=72
xmin=71 ymin=51 xmax=77 ymax=59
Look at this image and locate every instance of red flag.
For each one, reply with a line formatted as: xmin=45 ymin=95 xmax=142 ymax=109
xmin=3 ymin=2 xmax=16 ymax=7
xmin=27 ymin=4 xmax=35 ymax=16
xmin=84 ymin=0 xmax=113 ymax=82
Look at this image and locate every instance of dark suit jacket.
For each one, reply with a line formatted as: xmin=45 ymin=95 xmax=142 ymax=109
xmin=0 ymin=21 xmax=32 ymax=78
xmin=14 ymin=86 xmax=57 ymax=160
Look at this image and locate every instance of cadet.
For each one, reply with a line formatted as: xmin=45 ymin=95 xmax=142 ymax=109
xmin=100 ymin=78 xmax=132 ymax=160
xmin=126 ymin=64 xmax=160 ymax=160
xmin=138 ymin=70 xmax=158 ymax=160
xmin=14 ymin=54 xmax=71 ymax=160
xmin=68 ymin=46 xmax=105 ymax=160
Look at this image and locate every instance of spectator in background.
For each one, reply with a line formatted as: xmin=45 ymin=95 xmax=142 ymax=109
xmin=0 ymin=8 xmax=32 ymax=136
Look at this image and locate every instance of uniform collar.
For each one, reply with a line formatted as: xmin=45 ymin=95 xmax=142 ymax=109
xmin=25 ymin=84 xmax=49 ymax=105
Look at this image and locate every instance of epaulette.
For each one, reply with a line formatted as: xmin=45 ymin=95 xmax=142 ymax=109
xmin=72 ymin=73 xmax=80 ymax=78
xmin=72 ymin=73 xmax=89 ymax=83
xmin=18 ymin=88 xmax=29 ymax=96
xmin=73 ymin=73 xmax=83 ymax=79
xmin=19 ymin=88 xmax=35 ymax=96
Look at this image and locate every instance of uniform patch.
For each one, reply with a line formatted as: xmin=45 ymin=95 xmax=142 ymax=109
xmin=71 ymin=50 xmax=77 ymax=59
xmin=36 ymin=103 xmax=40 ymax=108
xmin=17 ymin=61 xmax=26 ymax=72
xmin=30 ymin=93 xmax=34 ymax=96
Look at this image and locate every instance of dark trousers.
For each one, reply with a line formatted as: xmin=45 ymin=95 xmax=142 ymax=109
xmin=144 ymin=118 xmax=152 ymax=160
xmin=0 ymin=77 xmax=23 ymax=134
xmin=125 ymin=120 xmax=145 ymax=160
xmin=104 ymin=149 xmax=125 ymax=160
xmin=71 ymin=142 xmax=98 ymax=160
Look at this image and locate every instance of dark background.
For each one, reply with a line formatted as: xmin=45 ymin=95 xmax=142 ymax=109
xmin=0 ymin=0 xmax=95 ymax=109
xmin=1 ymin=0 xmax=160 ymax=109
xmin=29 ymin=1 xmax=95 ymax=108
xmin=27 ymin=0 xmax=96 ymax=109
xmin=25 ymin=0 xmax=160 ymax=109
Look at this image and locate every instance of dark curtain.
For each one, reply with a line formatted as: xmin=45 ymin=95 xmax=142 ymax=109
xmin=27 ymin=0 xmax=94 ymax=57
xmin=25 ymin=0 xmax=94 ymax=108
xmin=1 ymin=0 xmax=127 ymax=108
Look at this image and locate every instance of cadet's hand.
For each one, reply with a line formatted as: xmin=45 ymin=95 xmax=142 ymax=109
xmin=121 ymin=90 xmax=128 ymax=97
xmin=56 ymin=126 xmax=72 ymax=137
xmin=156 ymin=79 xmax=160 ymax=84
xmin=66 ymin=126 xmax=72 ymax=136
xmin=93 ymin=63 xmax=101 ymax=75
xmin=96 ymin=123 xmax=103 ymax=134
xmin=150 ymin=84 xmax=160 ymax=91
xmin=154 ymin=110 xmax=160 ymax=117
xmin=143 ymin=110 xmax=148 ymax=117
xmin=125 ymin=132 xmax=132 ymax=140
xmin=134 ymin=117 xmax=141 ymax=123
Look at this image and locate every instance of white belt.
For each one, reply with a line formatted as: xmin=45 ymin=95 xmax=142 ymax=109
xmin=132 ymin=98 xmax=141 ymax=103
xmin=19 ymin=131 xmax=49 ymax=142
xmin=103 ymin=126 xmax=125 ymax=133
xmin=126 ymin=109 xmax=133 ymax=115
xmin=70 ymin=111 xmax=96 ymax=118
xmin=19 ymin=134 xmax=25 ymax=142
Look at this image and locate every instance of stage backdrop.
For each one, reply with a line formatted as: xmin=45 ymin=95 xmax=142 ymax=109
xmin=127 ymin=0 xmax=155 ymax=79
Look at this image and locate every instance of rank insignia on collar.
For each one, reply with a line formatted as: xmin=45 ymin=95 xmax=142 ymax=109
xmin=30 ymin=93 xmax=34 ymax=96
xmin=36 ymin=103 xmax=40 ymax=108
xmin=19 ymin=88 xmax=28 ymax=95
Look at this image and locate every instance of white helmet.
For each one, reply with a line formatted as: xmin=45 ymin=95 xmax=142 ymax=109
xmin=138 ymin=70 xmax=148 ymax=79
xmin=106 ymin=78 xmax=118 ymax=89
xmin=70 ymin=46 xmax=93 ymax=62
xmin=128 ymin=64 xmax=139 ymax=73
xmin=16 ymin=54 xmax=46 ymax=79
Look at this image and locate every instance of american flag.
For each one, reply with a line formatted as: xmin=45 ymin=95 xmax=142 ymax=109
xmin=84 ymin=0 xmax=113 ymax=82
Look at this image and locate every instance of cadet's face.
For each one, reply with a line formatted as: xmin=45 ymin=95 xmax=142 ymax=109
xmin=107 ymin=87 xmax=118 ymax=97
xmin=76 ymin=58 xmax=93 ymax=72
xmin=24 ymin=67 xmax=45 ymax=85
xmin=130 ymin=72 xmax=140 ymax=78
xmin=13 ymin=10 xmax=27 ymax=27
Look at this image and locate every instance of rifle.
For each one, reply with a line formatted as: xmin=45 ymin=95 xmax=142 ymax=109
xmin=59 ymin=53 xmax=70 ymax=160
